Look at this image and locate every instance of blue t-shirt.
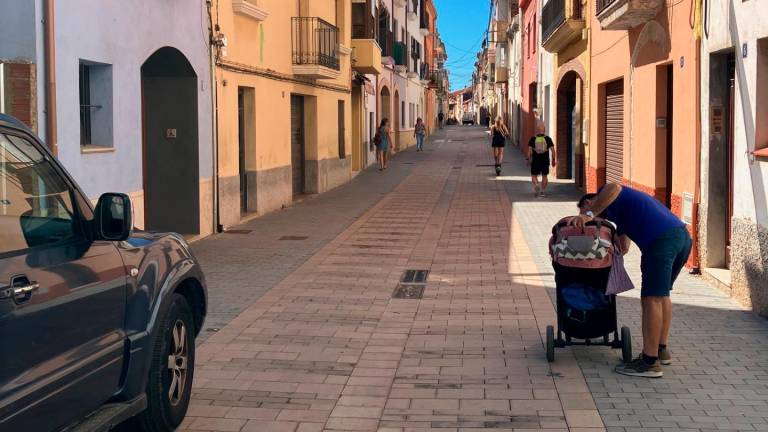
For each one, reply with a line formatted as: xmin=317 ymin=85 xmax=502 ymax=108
xmin=599 ymin=186 xmax=685 ymax=251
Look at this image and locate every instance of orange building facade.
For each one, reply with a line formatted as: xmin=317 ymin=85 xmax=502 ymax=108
xmin=588 ymin=0 xmax=701 ymax=266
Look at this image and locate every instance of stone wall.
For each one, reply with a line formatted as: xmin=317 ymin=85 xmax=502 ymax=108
xmin=730 ymin=218 xmax=768 ymax=317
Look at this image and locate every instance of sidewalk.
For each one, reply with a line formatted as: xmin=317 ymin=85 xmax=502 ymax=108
xmin=183 ymin=125 xmax=768 ymax=432
xmin=500 ymin=150 xmax=768 ymax=431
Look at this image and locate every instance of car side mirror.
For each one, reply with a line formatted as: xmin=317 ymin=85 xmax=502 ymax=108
xmin=95 ymin=193 xmax=132 ymax=241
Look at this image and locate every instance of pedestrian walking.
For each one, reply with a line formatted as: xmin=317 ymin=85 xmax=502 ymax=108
xmin=374 ymin=118 xmax=392 ymax=171
xmin=490 ymin=116 xmax=509 ymax=176
xmin=414 ymin=118 xmax=426 ymax=152
xmin=574 ymin=185 xmax=692 ymax=378
xmin=526 ymin=122 xmax=556 ymax=197
xmin=438 ymin=112 xmax=444 ymax=129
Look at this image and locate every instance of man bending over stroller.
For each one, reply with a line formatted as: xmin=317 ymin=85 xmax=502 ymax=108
xmin=574 ymin=183 xmax=692 ymax=378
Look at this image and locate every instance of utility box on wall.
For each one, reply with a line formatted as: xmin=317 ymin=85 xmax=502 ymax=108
xmin=682 ymin=192 xmax=694 ymax=225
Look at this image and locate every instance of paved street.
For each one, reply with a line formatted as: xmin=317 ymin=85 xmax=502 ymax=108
xmin=183 ymin=126 xmax=768 ymax=432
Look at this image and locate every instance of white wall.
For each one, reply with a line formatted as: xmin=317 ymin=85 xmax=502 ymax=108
xmin=538 ymin=0 xmax=555 ymax=135
xmin=404 ymin=2 xmax=422 ymax=132
xmin=53 ymin=0 xmax=213 ymax=200
xmin=0 ymin=0 xmax=37 ymax=61
xmin=365 ymin=75 xmax=378 ymax=167
xmin=702 ymin=0 xmax=768 ymax=227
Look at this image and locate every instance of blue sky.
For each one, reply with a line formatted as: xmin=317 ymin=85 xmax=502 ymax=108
xmin=434 ymin=0 xmax=492 ymax=92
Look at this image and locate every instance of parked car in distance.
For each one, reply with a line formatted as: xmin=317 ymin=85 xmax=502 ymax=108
xmin=0 ymin=114 xmax=207 ymax=432
xmin=462 ymin=112 xmax=476 ymax=125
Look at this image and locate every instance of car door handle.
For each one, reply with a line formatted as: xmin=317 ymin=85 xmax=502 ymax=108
xmin=13 ymin=283 xmax=40 ymax=297
xmin=0 ymin=281 xmax=39 ymax=302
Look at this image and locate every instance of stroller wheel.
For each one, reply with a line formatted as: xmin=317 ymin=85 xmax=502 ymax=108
xmin=546 ymin=325 xmax=555 ymax=362
xmin=621 ymin=326 xmax=632 ymax=363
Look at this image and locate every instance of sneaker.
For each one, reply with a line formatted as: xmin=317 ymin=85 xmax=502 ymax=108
xmin=539 ymin=190 xmax=547 ymax=197
xmin=534 ymin=184 xmax=541 ymax=196
xmin=615 ymin=356 xmax=663 ymax=378
xmin=659 ymin=349 xmax=672 ymax=365
xmin=495 ymin=165 xmax=501 ymax=176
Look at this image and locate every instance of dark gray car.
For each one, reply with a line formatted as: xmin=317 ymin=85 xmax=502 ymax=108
xmin=0 ymin=114 xmax=207 ymax=431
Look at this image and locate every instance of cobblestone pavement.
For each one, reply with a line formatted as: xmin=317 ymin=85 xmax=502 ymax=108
xmin=499 ymin=150 xmax=768 ymax=431
xmin=191 ymin=148 xmax=421 ymax=341
xmin=183 ymin=125 xmax=768 ymax=432
xmin=183 ymin=126 xmax=600 ymax=431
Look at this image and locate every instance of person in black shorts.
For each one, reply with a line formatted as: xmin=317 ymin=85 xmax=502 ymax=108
xmin=526 ymin=122 xmax=556 ymax=197
xmin=490 ymin=116 xmax=509 ymax=176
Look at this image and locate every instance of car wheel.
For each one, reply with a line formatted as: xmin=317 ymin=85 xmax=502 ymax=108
xmin=134 ymin=294 xmax=195 ymax=432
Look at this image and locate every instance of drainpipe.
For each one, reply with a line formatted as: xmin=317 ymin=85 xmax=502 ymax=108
xmin=207 ymin=0 xmax=222 ymax=233
xmin=628 ymin=65 xmax=634 ymax=184
xmin=44 ymin=0 xmax=57 ymax=156
xmin=691 ymin=37 xmax=702 ymax=273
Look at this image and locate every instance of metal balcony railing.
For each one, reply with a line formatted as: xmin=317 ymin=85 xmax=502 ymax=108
xmin=292 ymin=17 xmax=340 ymax=70
xmin=542 ymin=0 xmax=582 ymax=43
xmin=596 ymin=0 xmax=618 ymax=14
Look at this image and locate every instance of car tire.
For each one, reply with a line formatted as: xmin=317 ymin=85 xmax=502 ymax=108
xmin=134 ymin=294 xmax=195 ymax=432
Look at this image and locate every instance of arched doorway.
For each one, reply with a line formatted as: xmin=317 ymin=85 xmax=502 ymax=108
xmin=556 ymin=70 xmax=584 ymax=186
xmin=141 ymin=47 xmax=200 ymax=234
xmin=379 ymin=85 xmax=390 ymax=126
xmin=393 ymin=90 xmax=401 ymax=151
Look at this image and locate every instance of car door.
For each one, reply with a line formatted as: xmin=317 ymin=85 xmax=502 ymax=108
xmin=0 ymin=130 xmax=128 ymax=431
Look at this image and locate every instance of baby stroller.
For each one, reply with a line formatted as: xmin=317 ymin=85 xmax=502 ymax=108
xmin=545 ymin=217 xmax=632 ymax=363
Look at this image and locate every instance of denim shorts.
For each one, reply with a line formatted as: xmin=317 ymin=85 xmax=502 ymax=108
xmin=640 ymin=226 xmax=692 ymax=297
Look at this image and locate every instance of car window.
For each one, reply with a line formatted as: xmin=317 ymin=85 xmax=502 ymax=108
xmin=0 ymin=133 xmax=79 ymax=254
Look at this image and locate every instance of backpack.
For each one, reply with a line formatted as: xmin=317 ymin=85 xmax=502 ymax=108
xmin=373 ymin=130 xmax=382 ymax=147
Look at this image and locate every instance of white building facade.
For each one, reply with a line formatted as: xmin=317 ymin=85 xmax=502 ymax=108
xmin=0 ymin=0 xmax=214 ymax=237
xmin=699 ymin=0 xmax=768 ymax=315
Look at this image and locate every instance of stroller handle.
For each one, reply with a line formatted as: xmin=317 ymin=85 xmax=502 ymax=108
xmin=552 ymin=217 xmax=618 ymax=237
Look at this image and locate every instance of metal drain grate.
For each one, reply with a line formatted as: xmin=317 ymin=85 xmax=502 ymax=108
xmin=225 ymin=229 xmax=252 ymax=234
xmin=452 ymin=166 xmax=462 ymax=169
xmin=401 ymin=269 xmax=429 ymax=283
xmin=279 ymin=235 xmax=308 ymax=240
xmin=392 ymin=284 xmax=425 ymax=299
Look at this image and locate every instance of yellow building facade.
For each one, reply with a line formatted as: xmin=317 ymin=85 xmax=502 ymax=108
xmin=212 ymin=0 xmax=353 ymax=229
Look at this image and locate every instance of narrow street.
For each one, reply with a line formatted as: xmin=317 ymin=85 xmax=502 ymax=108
xmin=183 ymin=126 xmax=768 ymax=432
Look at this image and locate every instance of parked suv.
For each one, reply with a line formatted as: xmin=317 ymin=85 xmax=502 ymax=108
xmin=0 ymin=114 xmax=207 ymax=431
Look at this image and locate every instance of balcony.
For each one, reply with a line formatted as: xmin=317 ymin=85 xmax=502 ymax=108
xmin=232 ymin=0 xmax=268 ymax=21
xmin=292 ymin=17 xmax=340 ymax=79
xmin=541 ymin=0 xmax=585 ymax=54
xmin=406 ymin=0 xmax=418 ymax=21
xmin=351 ymin=39 xmax=382 ymax=75
xmin=420 ymin=64 xmax=429 ymax=84
xmin=495 ymin=66 xmax=508 ymax=83
xmin=392 ymin=42 xmax=408 ymax=73
xmin=419 ymin=0 xmax=429 ymax=35
xmin=596 ymin=0 xmax=663 ymax=30
xmin=493 ymin=19 xmax=510 ymax=38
